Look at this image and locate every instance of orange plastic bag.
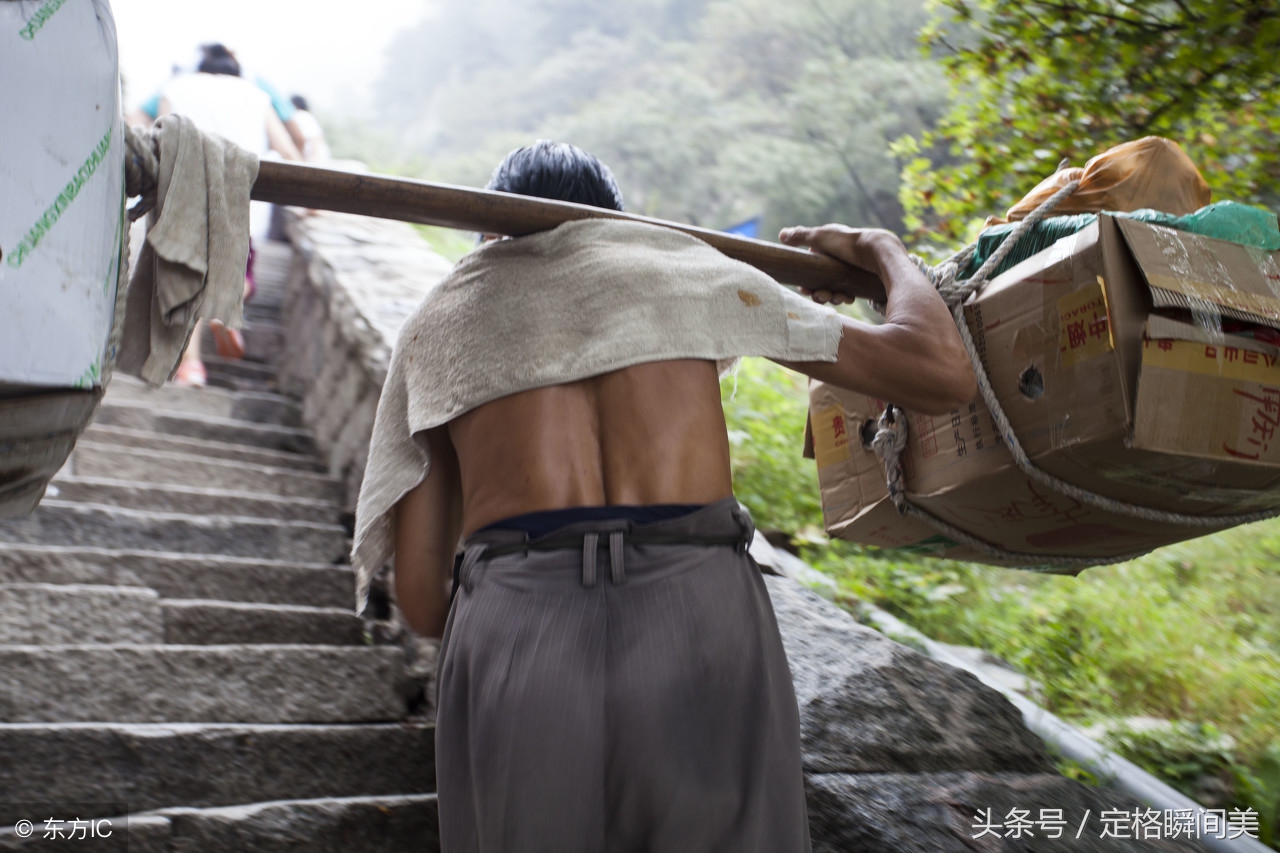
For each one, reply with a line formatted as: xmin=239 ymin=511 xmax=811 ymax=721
xmin=996 ymin=136 xmax=1211 ymax=224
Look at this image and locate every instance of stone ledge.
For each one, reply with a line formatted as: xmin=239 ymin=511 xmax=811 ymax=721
xmin=278 ymin=212 xmax=454 ymax=514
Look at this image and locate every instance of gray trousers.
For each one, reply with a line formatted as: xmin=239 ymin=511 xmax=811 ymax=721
xmin=435 ymin=498 xmax=811 ymax=852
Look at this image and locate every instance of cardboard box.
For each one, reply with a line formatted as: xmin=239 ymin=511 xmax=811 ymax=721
xmin=0 ymin=0 xmax=125 ymax=390
xmin=811 ymin=215 xmax=1280 ymax=565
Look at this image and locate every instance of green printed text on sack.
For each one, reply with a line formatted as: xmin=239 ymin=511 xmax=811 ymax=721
xmin=18 ymin=0 xmax=69 ymax=40
xmin=7 ymin=128 xmax=114 ymax=269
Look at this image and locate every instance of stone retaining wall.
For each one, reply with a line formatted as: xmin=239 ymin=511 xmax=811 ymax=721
xmin=277 ymin=212 xmax=455 ymax=516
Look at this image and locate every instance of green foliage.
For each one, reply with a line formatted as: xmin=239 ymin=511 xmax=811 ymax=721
xmin=1235 ymin=745 xmax=1280 ymax=847
xmin=900 ymin=0 xmax=1280 ymax=245
xmin=1054 ymin=755 xmax=1102 ymax=788
xmin=1103 ymin=724 xmax=1280 ymax=843
xmin=1103 ymin=722 xmax=1235 ymax=801
xmin=719 ymin=358 xmax=822 ymax=536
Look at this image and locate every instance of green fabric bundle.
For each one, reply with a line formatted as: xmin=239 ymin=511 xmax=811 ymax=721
xmin=958 ymin=201 xmax=1280 ymax=283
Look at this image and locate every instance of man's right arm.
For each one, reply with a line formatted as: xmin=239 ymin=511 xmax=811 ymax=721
xmin=393 ymin=427 xmax=463 ymax=638
xmin=774 ymin=225 xmax=976 ymax=416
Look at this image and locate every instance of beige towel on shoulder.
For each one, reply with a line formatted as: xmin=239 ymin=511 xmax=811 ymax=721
xmin=352 ymin=218 xmax=842 ymax=609
xmin=116 ymin=115 xmax=259 ymax=385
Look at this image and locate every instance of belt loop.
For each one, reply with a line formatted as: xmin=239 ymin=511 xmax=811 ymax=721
xmin=609 ymin=530 xmax=626 ymax=586
xmin=732 ymin=502 xmax=755 ymax=554
xmin=582 ymin=532 xmax=599 ymax=588
xmin=459 ymin=543 xmax=489 ymax=593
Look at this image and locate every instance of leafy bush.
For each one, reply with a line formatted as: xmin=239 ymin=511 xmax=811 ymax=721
xmin=1102 ymin=721 xmax=1236 ymax=804
xmin=720 ymin=358 xmax=824 ymax=536
xmin=1235 ymin=746 xmax=1280 ymax=848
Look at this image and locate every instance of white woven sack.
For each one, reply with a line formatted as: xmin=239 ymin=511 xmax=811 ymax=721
xmin=0 ymin=0 xmax=124 ymax=389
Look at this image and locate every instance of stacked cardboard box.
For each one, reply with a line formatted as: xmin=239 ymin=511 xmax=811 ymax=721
xmin=809 ymin=214 xmax=1280 ymax=566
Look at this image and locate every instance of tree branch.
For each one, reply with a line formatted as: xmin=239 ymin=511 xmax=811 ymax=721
xmin=1136 ymin=55 xmax=1243 ymax=133
xmin=1026 ymin=0 xmax=1182 ymax=31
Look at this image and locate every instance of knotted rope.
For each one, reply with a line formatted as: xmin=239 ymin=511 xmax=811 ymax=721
xmin=123 ymin=123 xmax=160 ymax=222
xmin=871 ymin=181 xmax=1280 ymax=570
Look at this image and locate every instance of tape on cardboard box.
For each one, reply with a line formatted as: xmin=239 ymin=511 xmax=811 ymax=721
xmin=1146 ymin=313 xmax=1280 ymax=354
xmin=1116 ymin=218 xmax=1280 ymax=329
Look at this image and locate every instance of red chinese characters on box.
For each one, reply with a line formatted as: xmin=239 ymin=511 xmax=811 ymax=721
xmin=1224 ymin=386 xmax=1280 ymax=461
xmin=913 ymin=412 xmax=940 ymax=460
xmin=1204 ymin=345 xmax=1278 ymax=367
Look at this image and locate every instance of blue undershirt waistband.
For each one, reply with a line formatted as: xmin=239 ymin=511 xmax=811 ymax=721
xmin=480 ymin=504 xmax=705 ymax=541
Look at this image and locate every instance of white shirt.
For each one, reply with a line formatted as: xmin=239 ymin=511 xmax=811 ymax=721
xmin=161 ymin=73 xmax=273 ymax=155
xmin=292 ymin=109 xmax=330 ymax=162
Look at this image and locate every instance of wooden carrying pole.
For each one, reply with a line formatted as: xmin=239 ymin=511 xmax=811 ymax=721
xmin=251 ymin=161 xmax=887 ymax=301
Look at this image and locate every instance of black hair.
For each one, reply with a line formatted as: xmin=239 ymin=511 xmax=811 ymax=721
xmin=290 ymin=94 xmax=309 ymax=112
xmin=486 ymin=140 xmax=623 ymax=211
xmin=197 ymin=44 xmax=241 ymax=77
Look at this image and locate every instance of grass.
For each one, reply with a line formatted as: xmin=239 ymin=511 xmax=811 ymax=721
xmin=721 ymin=357 xmax=1280 ymax=846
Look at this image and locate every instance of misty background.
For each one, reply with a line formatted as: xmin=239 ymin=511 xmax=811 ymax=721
xmin=115 ymin=0 xmax=944 ymax=240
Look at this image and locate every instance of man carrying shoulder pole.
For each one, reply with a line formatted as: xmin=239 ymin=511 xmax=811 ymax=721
xmin=355 ymin=140 xmax=975 ymax=852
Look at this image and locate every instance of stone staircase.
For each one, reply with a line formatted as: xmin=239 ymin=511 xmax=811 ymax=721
xmin=0 ymin=242 xmax=438 ymax=851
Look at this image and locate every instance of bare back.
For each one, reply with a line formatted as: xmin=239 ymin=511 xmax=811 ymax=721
xmin=447 ymin=359 xmax=734 ymax=534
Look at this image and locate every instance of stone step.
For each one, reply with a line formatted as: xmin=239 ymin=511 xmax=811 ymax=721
xmin=193 ymin=319 xmax=286 ymax=367
xmin=93 ymin=399 xmax=316 ymax=454
xmin=1 ymin=646 xmax=408 ymax=723
xmin=0 ymin=584 xmax=161 ymax=645
xmin=205 ymin=373 xmax=279 ymax=394
xmin=0 ymin=586 xmax=356 ymax=648
xmin=163 ymin=601 xmax=364 ymax=645
xmin=203 ymin=371 xmax=276 ymax=394
xmin=81 ymin=424 xmax=323 ymax=472
xmin=0 ymin=502 xmax=348 ymax=563
xmin=202 ymin=355 xmax=280 ymax=384
xmin=252 ymin=236 xmax=294 ymax=284
xmin=203 ymin=355 xmax=279 ymax=394
xmin=104 ymin=376 xmax=300 ymax=427
xmin=159 ymin=794 xmax=439 ymax=852
xmin=0 ymin=723 xmax=434 ymax=825
xmin=244 ymin=296 xmax=283 ymax=319
xmin=46 ymin=477 xmax=340 ymax=523
xmin=0 ymin=546 xmax=355 ymax=608
xmin=243 ymin=320 xmax=285 ymax=365
xmin=0 ymin=796 xmax=438 ymax=853
xmin=70 ymin=444 xmax=341 ymax=502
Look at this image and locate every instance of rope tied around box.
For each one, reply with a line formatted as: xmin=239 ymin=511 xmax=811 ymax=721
xmin=870 ymin=181 xmax=1280 ymax=569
